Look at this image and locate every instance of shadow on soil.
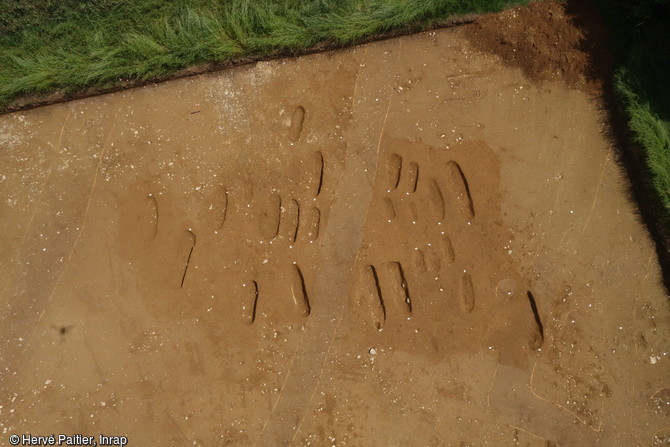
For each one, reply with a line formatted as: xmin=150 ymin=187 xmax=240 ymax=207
xmin=566 ymin=0 xmax=670 ymax=295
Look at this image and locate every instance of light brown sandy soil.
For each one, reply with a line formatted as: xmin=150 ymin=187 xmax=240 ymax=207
xmin=1 ymin=2 xmax=669 ymax=446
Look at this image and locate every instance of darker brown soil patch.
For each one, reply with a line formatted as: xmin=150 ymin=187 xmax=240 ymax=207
xmin=464 ymin=1 xmax=609 ymax=92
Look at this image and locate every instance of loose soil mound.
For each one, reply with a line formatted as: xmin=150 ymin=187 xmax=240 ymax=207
xmin=465 ymin=1 xmax=610 ymax=92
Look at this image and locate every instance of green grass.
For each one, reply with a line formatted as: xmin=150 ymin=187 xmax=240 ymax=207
xmin=617 ymin=73 xmax=670 ymax=213
xmin=0 ymin=0 xmax=526 ymax=109
xmin=595 ymin=0 xmax=670 ymax=220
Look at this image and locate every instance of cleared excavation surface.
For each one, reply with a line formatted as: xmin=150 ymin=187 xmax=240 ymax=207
xmin=1 ymin=3 xmax=669 ymax=446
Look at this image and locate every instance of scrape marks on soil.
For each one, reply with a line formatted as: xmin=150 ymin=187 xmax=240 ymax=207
xmin=385 ymin=153 xmax=403 ymax=191
xmin=352 ymin=261 xmax=415 ymax=328
xmin=289 ymin=264 xmax=311 ymax=317
xmin=381 ymin=197 xmax=397 ymax=222
xmin=459 ymin=272 xmax=475 ymax=313
xmin=117 ymin=188 xmax=160 ymax=250
xmin=240 ymin=280 xmax=259 ymax=325
xmin=412 ymin=248 xmax=428 ymax=274
xmin=302 ymin=207 xmax=320 ymax=241
xmin=280 ymin=198 xmax=300 ymax=243
xmin=439 ymin=233 xmax=455 ymax=264
xmin=113 ymin=138 xmax=335 ymax=326
xmin=178 ymin=229 xmax=197 ymax=288
xmin=426 ymin=178 xmax=446 ymax=222
xmin=383 ymin=262 xmax=412 ymax=315
xmin=146 ymin=193 xmax=159 ymax=240
xmin=353 ymin=265 xmax=386 ymax=329
xmin=424 ymin=247 xmax=441 ymax=273
xmin=259 ymin=193 xmax=281 ymax=240
xmin=402 ymin=162 xmax=419 ymax=193
xmin=526 ymin=291 xmax=544 ymax=350
xmin=445 ymin=160 xmax=474 ymax=221
xmin=351 ymin=136 xmax=544 ymax=366
xmin=289 ymin=106 xmax=305 ymax=142
xmin=306 ymin=151 xmax=324 ymax=198
xmin=383 ymin=153 xmax=420 ymax=195
xmin=210 ymin=186 xmax=228 ymax=230
xmin=238 ymin=264 xmax=312 ymax=325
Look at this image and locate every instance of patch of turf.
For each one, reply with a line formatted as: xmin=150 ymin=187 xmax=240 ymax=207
xmin=0 ymin=0 xmax=527 ymax=109
xmin=616 ymin=72 xmax=670 ymax=215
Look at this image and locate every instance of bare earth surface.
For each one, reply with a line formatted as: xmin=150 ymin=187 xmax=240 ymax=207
xmin=1 ymin=3 xmax=669 ymax=446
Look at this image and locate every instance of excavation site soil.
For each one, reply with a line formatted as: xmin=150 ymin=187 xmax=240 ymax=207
xmin=1 ymin=2 xmax=669 ymax=446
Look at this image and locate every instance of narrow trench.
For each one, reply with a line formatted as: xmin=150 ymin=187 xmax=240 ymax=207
xmin=370 ymin=265 xmax=386 ymax=322
xmin=526 ymin=291 xmax=544 ymax=338
xmin=249 ymin=280 xmax=259 ymax=323
xmin=396 ymin=262 xmax=412 ymax=313
xmin=148 ymin=193 xmax=158 ymax=240
xmin=180 ymin=230 xmax=196 ymax=288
